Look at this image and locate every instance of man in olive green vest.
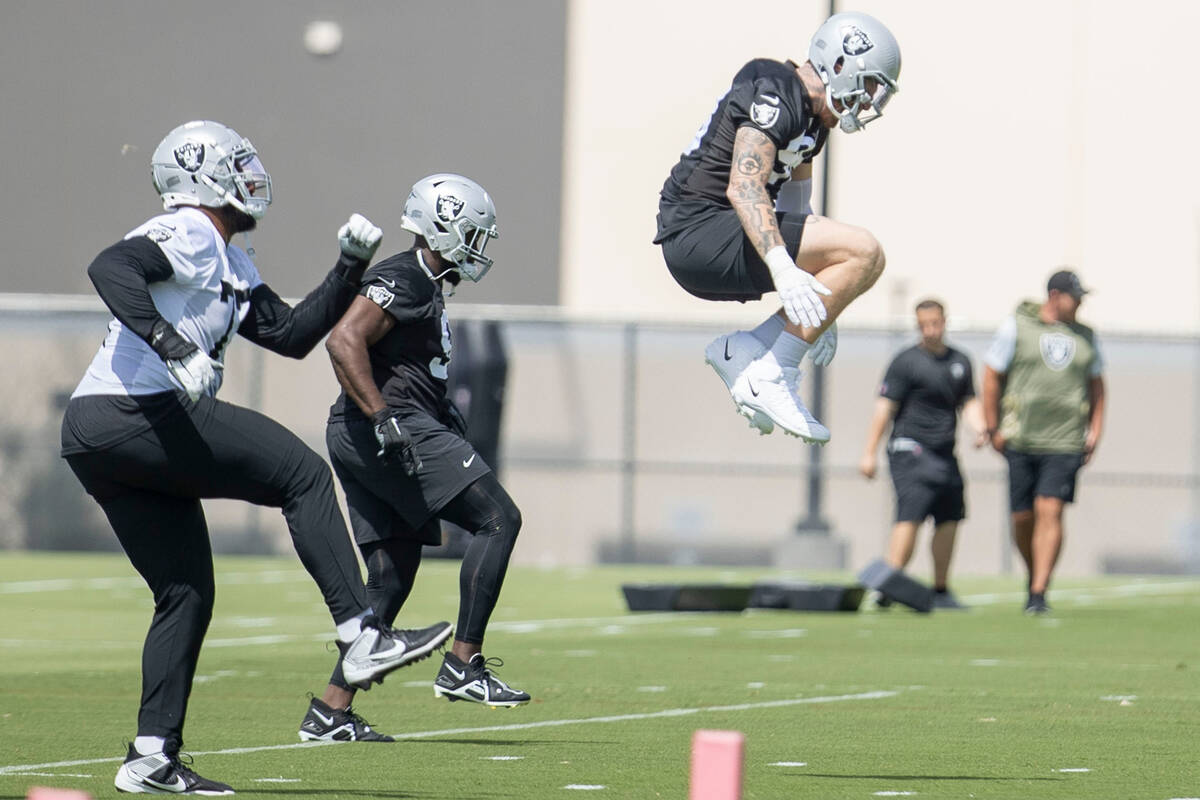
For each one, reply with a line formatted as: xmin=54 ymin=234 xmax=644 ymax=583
xmin=981 ymin=270 xmax=1106 ymax=614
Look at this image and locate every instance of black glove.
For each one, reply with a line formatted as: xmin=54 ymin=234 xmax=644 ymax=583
xmin=446 ymin=401 xmax=469 ymax=438
xmin=372 ymin=409 xmax=422 ymax=476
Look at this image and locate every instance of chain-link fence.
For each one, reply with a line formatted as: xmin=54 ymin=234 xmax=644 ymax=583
xmin=6 ymin=295 xmax=1199 ymax=578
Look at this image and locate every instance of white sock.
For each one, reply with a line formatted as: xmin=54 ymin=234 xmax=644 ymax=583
xmin=134 ymin=736 xmax=165 ymax=756
xmin=335 ymin=609 xmax=373 ymax=643
xmin=768 ymin=331 xmax=810 ymax=368
xmin=749 ymin=314 xmax=786 ymax=347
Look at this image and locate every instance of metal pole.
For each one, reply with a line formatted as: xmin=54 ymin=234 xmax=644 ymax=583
xmin=795 ymin=0 xmax=837 ymax=535
xmin=620 ymin=322 xmax=638 ymax=561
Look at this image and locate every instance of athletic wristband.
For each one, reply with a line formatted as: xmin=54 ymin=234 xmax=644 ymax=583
xmin=332 ymin=253 xmax=368 ymax=283
xmin=764 ymin=246 xmax=795 ymax=279
xmin=148 ymin=319 xmax=199 ymax=362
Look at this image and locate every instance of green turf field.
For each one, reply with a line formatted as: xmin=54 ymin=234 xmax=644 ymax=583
xmin=1 ymin=553 xmax=1197 ymax=799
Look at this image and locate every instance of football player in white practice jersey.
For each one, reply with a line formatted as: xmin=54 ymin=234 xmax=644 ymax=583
xmin=654 ymin=12 xmax=901 ymax=444
xmin=62 ymin=121 xmax=452 ymax=795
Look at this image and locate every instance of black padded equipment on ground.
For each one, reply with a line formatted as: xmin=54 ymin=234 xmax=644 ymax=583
xmin=748 ymin=581 xmax=864 ymax=612
xmin=621 ymin=583 xmax=753 ymax=612
xmin=857 ymin=558 xmax=934 ymax=612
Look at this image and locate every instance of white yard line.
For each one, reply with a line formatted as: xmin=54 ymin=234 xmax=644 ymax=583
xmin=0 ymin=690 xmax=899 ymax=776
xmin=0 ymin=570 xmax=308 ymax=594
xmin=961 ymin=580 xmax=1200 ymax=606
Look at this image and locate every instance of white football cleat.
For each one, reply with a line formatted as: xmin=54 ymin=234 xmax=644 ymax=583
xmin=731 ymin=359 xmax=831 ymax=444
xmin=704 ymin=331 xmax=773 ymax=435
xmin=341 ymin=619 xmax=452 ymax=689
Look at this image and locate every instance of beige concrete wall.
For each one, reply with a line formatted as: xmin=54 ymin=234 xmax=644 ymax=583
xmin=561 ymin=0 xmax=1200 ymax=334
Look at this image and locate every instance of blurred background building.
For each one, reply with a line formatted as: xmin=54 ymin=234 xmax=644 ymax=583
xmin=2 ymin=0 xmax=1198 ymax=577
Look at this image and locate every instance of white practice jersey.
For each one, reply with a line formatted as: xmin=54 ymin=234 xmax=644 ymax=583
xmin=72 ymin=207 xmax=262 ymax=398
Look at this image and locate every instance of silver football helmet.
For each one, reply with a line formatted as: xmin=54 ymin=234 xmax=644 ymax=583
xmin=808 ymin=12 xmax=901 ymax=133
xmin=151 ymin=120 xmax=272 ymax=219
xmin=400 ymin=173 xmax=498 ymax=282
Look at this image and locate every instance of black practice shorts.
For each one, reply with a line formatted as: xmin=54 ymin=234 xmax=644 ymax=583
xmin=888 ymin=444 xmax=965 ymax=525
xmin=1004 ymin=448 xmax=1085 ymax=512
xmin=658 ymin=208 xmax=807 ymax=301
xmin=327 ymin=408 xmax=492 ymax=545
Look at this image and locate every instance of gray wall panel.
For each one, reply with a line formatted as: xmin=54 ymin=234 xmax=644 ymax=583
xmin=1 ymin=0 xmax=565 ymax=303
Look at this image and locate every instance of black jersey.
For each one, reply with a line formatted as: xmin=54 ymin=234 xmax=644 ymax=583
xmin=880 ymin=345 xmax=976 ymax=454
xmin=655 ymin=59 xmax=827 ymax=242
xmin=329 ymin=249 xmax=452 ymax=421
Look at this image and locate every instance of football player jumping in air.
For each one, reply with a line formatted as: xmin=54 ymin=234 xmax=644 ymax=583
xmin=62 ymin=120 xmax=452 ymax=794
xmin=303 ymin=173 xmax=528 ymax=738
xmin=654 ymin=12 xmax=901 ymax=443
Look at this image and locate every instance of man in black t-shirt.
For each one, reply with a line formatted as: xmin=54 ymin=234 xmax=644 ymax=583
xmin=859 ymin=300 xmax=987 ymax=608
xmin=654 ymin=12 xmax=901 ymax=444
xmin=300 ymin=174 xmax=529 ymax=743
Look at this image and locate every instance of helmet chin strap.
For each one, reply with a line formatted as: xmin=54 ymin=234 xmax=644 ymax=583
xmin=417 ymin=250 xmax=459 ymax=285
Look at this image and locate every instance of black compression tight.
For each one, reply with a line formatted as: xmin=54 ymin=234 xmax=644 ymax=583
xmin=440 ymin=472 xmax=522 ymax=645
xmin=328 ymin=472 xmax=521 ymax=690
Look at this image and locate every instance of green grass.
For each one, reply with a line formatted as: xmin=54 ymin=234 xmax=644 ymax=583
xmin=1 ymin=553 xmax=1198 ymax=799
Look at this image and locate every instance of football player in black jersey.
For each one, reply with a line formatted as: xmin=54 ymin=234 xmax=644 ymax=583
xmin=311 ymin=173 xmax=530 ymax=731
xmin=655 ymin=11 xmax=901 ymax=443
xmin=858 ymin=300 xmax=988 ymax=610
xmin=62 ymin=121 xmax=452 ymax=793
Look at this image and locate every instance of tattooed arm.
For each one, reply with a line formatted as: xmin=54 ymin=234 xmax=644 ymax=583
xmin=726 ymin=126 xmax=784 ymax=260
xmin=727 ymin=126 xmax=830 ymax=328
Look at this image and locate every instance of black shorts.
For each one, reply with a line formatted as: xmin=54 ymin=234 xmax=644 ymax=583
xmin=1004 ymin=449 xmax=1085 ymax=512
xmin=658 ymin=207 xmax=807 ymax=301
xmin=888 ymin=444 xmax=965 ymax=525
xmin=326 ymin=408 xmax=492 ymax=545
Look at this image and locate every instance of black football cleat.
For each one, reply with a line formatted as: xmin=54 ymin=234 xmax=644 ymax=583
xmin=115 ymin=744 xmax=234 ymax=795
xmin=298 ymin=697 xmax=393 ymax=742
xmin=434 ymin=653 xmax=531 ymax=708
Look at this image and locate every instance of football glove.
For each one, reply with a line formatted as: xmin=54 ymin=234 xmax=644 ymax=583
xmin=167 ymin=349 xmax=223 ymax=402
xmin=372 ymin=408 xmax=422 ymax=475
xmin=809 ymin=322 xmax=838 ymax=366
xmin=764 ymin=247 xmax=830 ymax=330
xmin=338 ymin=213 xmax=383 ymax=262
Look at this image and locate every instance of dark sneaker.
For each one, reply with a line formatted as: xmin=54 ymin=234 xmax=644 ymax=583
xmin=932 ymin=589 xmax=968 ymax=610
xmin=342 ymin=618 xmax=452 ymax=690
xmin=298 ymin=697 xmax=393 ymax=742
xmin=115 ymin=744 xmax=234 ymax=795
xmin=873 ymin=591 xmax=893 ymax=610
xmin=1024 ymin=593 xmax=1050 ymax=615
xmin=434 ymin=653 xmax=530 ymax=708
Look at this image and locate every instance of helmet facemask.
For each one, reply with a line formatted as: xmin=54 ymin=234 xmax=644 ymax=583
xmin=825 ymin=67 xmax=898 ymax=133
xmin=443 ymin=217 xmax=498 ymax=282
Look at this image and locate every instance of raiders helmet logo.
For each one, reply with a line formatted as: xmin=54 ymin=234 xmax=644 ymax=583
xmin=173 ymin=142 xmax=206 ymax=173
xmin=436 ymin=194 xmax=465 ymax=223
xmin=949 ymin=362 xmax=965 ymax=380
xmin=366 ymin=284 xmax=395 ymax=309
xmin=1039 ymin=333 xmax=1076 ymax=371
xmin=145 ymin=227 xmax=173 ymax=243
xmin=749 ymin=94 xmax=781 ymax=129
xmin=842 ymin=25 xmax=874 ymax=56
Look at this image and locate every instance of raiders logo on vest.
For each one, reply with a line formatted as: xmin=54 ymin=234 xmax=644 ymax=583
xmin=1039 ymin=333 xmax=1076 ymax=371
